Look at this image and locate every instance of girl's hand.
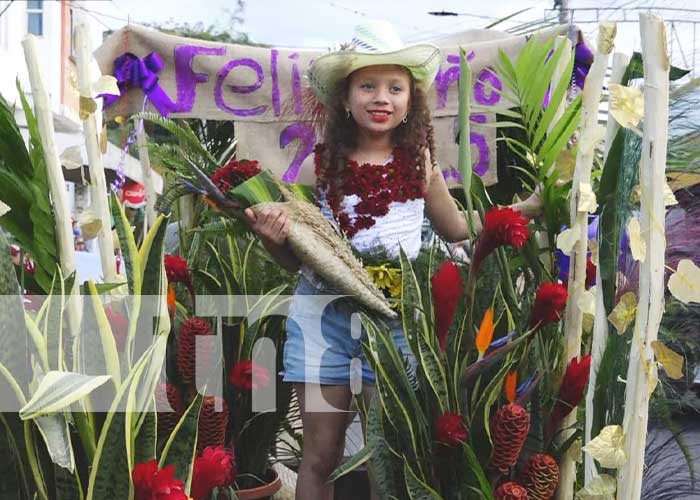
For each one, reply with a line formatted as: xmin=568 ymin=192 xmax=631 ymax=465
xmin=243 ymin=207 xmax=291 ymax=247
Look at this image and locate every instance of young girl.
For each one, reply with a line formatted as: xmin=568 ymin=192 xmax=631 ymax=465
xmin=243 ymin=20 xmax=540 ymax=500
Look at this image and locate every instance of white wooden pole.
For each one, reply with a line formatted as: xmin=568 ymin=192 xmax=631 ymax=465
xmin=584 ymin=51 xmax=630 ymax=485
xmin=617 ymin=14 xmax=669 ymax=498
xmin=22 ymin=35 xmax=81 ymax=335
xmin=555 ymin=22 xmax=617 ymax=500
xmin=74 ymin=21 xmax=118 ymax=284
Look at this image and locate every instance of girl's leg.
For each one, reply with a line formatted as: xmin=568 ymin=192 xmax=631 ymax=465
xmin=295 ymin=382 xmax=353 ymax=500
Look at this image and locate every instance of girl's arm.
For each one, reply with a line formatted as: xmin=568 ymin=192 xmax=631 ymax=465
xmin=243 ymin=207 xmax=301 ymax=273
xmin=424 ymin=152 xmax=541 ymax=243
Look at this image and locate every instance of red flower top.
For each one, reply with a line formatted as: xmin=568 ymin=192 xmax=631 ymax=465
xmin=494 ymin=481 xmax=529 ymax=500
xmin=211 ymin=158 xmax=261 ymax=193
xmin=472 ymin=206 xmax=530 ymax=271
xmin=529 ymin=282 xmax=568 ymax=328
xmin=190 ymin=446 xmax=236 ymax=500
xmin=229 ymin=359 xmax=271 ymax=391
xmin=550 ymin=354 xmax=591 ymax=427
xmin=132 ymin=459 xmax=188 ymax=500
xmin=164 ymin=254 xmax=191 ymax=286
xmin=314 ymin=144 xmax=425 ymax=239
xmin=431 ymin=260 xmax=463 ymax=351
xmin=435 ymin=412 xmax=469 ymax=447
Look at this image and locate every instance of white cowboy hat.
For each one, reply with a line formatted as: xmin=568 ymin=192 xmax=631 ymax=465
xmin=307 ymin=20 xmax=441 ymax=105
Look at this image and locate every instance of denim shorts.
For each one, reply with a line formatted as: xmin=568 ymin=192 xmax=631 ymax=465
xmin=282 ymin=274 xmax=416 ymax=386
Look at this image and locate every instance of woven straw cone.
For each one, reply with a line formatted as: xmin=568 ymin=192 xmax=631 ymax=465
xmin=251 ymin=192 xmax=396 ymax=318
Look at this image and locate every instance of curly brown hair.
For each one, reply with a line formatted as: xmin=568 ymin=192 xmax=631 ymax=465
xmin=310 ymin=68 xmax=437 ymax=198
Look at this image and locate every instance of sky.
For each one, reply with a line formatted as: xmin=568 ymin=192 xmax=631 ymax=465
xmin=87 ymin=0 xmax=699 ymax=74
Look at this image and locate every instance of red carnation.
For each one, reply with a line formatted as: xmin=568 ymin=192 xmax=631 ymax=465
xmin=435 ymin=412 xmax=468 ymax=447
xmin=495 ymin=481 xmax=529 ymax=500
xmin=585 ymin=258 xmax=596 ymax=289
xmin=529 ymin=282 xmax=568 ymax=329
xmin=431 ymin=260 xmax=463 ymax=351
xmin=190 ymin=446 xmax=236 ymax=500
xmin=211 ymin=158 xmax=261 ymax=193
xmin=549 ymin=354 xmax=591 ymax=429
xmin=472 ymin=206 xmax=530 ymax=271
xmin=132 ymin=459 xmax=188 ymax=500
xmin=198 ymin=396 xmax=229 ymax=453
xmin=229 ymin=360 xmax=271 ymax=391
xmin=177 ymin=317 xmax=213 ymax=386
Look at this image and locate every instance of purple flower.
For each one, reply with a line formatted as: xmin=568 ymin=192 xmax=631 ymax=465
xmin=573 ymin=41 xmax=594 ymax=90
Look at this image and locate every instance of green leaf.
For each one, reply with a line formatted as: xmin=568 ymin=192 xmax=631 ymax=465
xmin=133 ymin=401 xmax=157 ymax=464
xmin=110 ymin=192 xmax=141 ymax=296
xmin=19 ymin=371 xmax=111 ymax=420
xmin=403 ymin=461 xmax=442 ymax=499
xmin=462 ymin=443 xmax=494 ymax=500
xmin=34 ymin=413 xmax=76 ymax=472
xmin=625 ymin=51 xmax=690 ymax=81
xmin=159 ymin=393 xmax=203 ymax=490
xmin=328 ymin=444 xmax=373 ymax=483
xmin=230 ymin=171 xmax=283 ymax=208
xmin=86 ymin=281 xmax=121 ymax=390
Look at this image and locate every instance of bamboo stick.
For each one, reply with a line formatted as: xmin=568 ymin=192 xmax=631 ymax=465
xmin=555 ymin=22 xmax=617 ymax=500
xmin=22 ymin=35 xmax=81 ymax=335
xmin=74 ymin=22 xmax=118 ymax=284
xmin=584 ymin=51 xmax=630 ymax=485
xmin=617 ymin=14 xmax=669 ymax=498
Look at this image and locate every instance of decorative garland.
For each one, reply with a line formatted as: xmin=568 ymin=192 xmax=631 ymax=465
xmin=314 ymin=144 xmax=425 ymax=238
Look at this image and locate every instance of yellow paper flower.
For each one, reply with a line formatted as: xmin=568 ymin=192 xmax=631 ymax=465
xmin=556 ymin=224 xmax=580 ymax=256
xmin=575 ymin=474 xmax=616 ymax=499
xmin=651 ymin=340 xmax=685 ymax=380
xmin=578 ymin=182 xmax=598 ymax=213
xmin=609 ymin=83 xmax=644 ymax=132
xmin=365 ymin=264 xmax=402 ymax=304
xmin=607 ymin=292 xmax=637 ymax=334
xmin=582 ymin=425 xmax=628 ymax=469
xmin=668 ymin=259 xmax=700 ymax=304
xmin=627 ymin=217 xmax=646 ymax=263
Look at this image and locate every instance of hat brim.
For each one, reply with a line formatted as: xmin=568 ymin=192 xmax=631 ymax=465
xmin=308 ymin=43 xmax=441 ymax=105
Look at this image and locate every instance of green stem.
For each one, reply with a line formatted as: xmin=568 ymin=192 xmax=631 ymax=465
xmin=496 ymin=248 xmax=518 ymax=311
xmin=457 ymin=47 xmax=476 ymax=240
xmin=72 ymin=407 xmax=96 ymax=464
xmin=23 ymin=421 xmax=49 ymax=500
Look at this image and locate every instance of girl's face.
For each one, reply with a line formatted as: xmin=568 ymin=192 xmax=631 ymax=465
xmin=344 ymin=64 xmax=412 ymax=137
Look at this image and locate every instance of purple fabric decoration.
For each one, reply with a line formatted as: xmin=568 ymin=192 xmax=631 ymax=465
xmin=100 ymin=52 xmax=176 ymax=117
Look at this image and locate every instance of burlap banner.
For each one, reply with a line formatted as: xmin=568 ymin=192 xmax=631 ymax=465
xmin=95 ymin=24 xmax=576 ymax=187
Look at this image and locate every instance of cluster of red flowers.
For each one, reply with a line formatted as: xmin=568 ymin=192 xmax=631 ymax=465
xmin=164 ymin=254 xmax=192 ymax=287
xmin=132 ymin=460 xmax=187 ymax=500
xmin=229 ymin=359 xmax=271 ymax=391
xmin=529 ymin=282 xmax=568 ymax=329
xmin=472 ymin=206 xmax=530 ymax=271
xmin=190 ymin=446 xmax=236 ymax=500
xmin=434 ymin=412 xmax=469 ymax=447
xmin=314 ymin=144 xmax=424 ymax=238
xmin=211 ymin=158 xmax=261 ymax=193
xmin=430 ymin=260 xmax=463 ymax=351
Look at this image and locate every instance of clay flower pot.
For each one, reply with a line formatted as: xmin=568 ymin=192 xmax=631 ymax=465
xmin=233 ymin=469 xmax=282 ymax=500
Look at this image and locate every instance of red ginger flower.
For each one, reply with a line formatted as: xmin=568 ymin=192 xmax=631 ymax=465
xmin=132 ymin=459 xmax=188 ymax=500
xmin=472 ymin=207 xmax=530 ymax=271
xmin=529 ymin=282 xmax=568 ymax=329
xmin=431 ymin=260 xmax=463 ymax=351
xmin=585 ymin=258 xmax=597 ymax=289
xmin=521 ymin=454 xmax=559 ymax=500
xmin=164 ymin=254 xmax=191 ymax=286
xmin=435 ymin=412 xmax=468 ymax=447
xmin=177 ymin=318 xmax=213 ymax=386
xmin=490 ymin=403 xmax=531 ymax=474
xmin=190 ymin=446 xmax=236 ymax=500
xmin=495 ymin=481 xmax=530 ymax=500
xmin=155 ymin=382 xmax=184 ymax=439
xmin=549 ymin=354 xmax=591 ymax=428
xmin=197 ymin=396 xmax=229 ymax=453
xmin=229 ymin=359 xmax=271 ymax=391
xmin=211 ymin=158 xmax=261 ymax=193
